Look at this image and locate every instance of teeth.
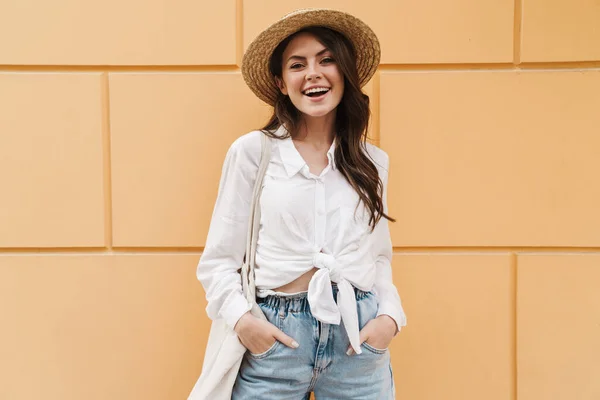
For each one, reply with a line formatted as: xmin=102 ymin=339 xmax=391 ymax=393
xmin=304 ymin=87 xmax=329 ymax=95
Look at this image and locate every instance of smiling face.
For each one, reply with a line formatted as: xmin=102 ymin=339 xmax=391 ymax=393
xmin=276 ymin=32 xmax=345 ymax=120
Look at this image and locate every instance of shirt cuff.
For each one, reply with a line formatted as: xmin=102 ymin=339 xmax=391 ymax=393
xmin=377 ymin=303 xmax=407 ymax=336
xmin=221 ymin=293 xmax=253 ymax=330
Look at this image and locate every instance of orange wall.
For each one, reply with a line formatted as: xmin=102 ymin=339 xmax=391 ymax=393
xmin=1 ymin=1 xmax=599 ymax=399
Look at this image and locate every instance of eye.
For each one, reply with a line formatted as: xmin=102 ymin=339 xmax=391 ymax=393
xmin=321 ymin=57 xmax=335 ymax=64
xmin=290 ymin=63 xmax=303 ymax=69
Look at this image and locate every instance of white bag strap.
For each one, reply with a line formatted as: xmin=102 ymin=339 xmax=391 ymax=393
xmin=241 ymin=132 xmax=272 ymax=307
xmin=187 ymin=133 xmax=271 ymax=400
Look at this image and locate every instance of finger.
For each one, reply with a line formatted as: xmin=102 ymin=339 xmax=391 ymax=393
xmin=347 ymin=324 xmax=372 ymax=355
xmin=272 ymin=328 xmax=299 ymax=349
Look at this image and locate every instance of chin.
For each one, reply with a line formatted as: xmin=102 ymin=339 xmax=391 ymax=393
xmin=301 ymin=107 xmax=336 ymax=118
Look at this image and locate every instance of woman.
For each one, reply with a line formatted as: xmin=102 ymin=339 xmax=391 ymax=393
xmin=197 ymin=8 xmax=407 ymax=399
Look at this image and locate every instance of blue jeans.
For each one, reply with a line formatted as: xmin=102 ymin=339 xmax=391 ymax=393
xmin=232 ymin=286 xmax=395 ymax=399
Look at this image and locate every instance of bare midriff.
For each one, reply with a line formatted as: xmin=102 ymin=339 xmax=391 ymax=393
xmin=272 ymin=267 xmax=319 ymax=293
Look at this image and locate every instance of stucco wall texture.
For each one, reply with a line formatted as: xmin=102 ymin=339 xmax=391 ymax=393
xmin=1 ymin=1 xmax=599 ymax=399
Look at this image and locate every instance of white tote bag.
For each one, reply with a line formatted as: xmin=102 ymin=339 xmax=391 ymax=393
xmin=188 ymin=132 xmax=272 ymax=400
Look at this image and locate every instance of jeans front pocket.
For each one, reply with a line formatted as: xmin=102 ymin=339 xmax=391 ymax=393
xmin=357 ymin=291 xmax=390 ymax=354
xmin=361 ymin=341 xmax=388 ymax=355
xmin=248 ymin=301 xmax=282 ymax=359
xmin=249 ymin=339 xmax=281 ymax=359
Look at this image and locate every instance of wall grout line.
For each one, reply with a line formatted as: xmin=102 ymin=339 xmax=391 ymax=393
xmin=0 ymin=248 xmax=203 ymax=255
xmin=0 ymin=65 xmax=241 ymax=73
xmin=235 ymin=0 xmax=244 ymax=67
xmin=378 ymin=64 xmax=600 ymax=72
xmin=513 ymin=0 xmax=523 ymax=65
xmin=511 ymin=252 xmax=519 ymax=400
xmin=391 ymin=247 xmax=600 ymax=253
xmin=1 ymin=62 xmax=600 ymax=74
xmin=372 ymin=61 xmax=600 ymax=70
xmin=101 ymin=72 xmax=114 ymax=250
xmin=2 ymin=247 xmax=600 ymax=255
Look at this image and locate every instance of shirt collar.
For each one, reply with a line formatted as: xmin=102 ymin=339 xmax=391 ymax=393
xmin=274 ymin=125 xmax=337 ymax=178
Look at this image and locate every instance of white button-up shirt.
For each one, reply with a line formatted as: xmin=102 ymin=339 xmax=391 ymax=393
xmin=197 ymin=126 xmax=406 ymax=354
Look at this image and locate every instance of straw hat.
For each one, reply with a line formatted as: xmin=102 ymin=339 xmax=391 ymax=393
xmin=241 ymin=8 xmax=381 ymax=105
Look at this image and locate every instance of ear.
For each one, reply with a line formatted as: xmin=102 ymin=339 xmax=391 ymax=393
xmin=275 ymin=76 xmax=288 ymax=95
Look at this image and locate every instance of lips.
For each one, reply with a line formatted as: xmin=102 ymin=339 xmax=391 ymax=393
xmin=302 ymin=87 xmax=331 ymax=97
xmin=302 ymin=88 xmax=331 ymax=103
xmin=305 ymin=91 xmax=329 ymax=102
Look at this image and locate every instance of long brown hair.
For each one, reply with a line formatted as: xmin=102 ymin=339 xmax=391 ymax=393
xmin=261 ymin=26 xmax=394 ymax=229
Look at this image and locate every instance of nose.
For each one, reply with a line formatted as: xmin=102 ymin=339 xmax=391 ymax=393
xmin=305 ymin=62 xmax=322 ymax=81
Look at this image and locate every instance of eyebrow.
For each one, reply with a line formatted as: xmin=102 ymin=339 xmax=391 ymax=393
xmin=286 ymin=48 xmax=330 ymax=63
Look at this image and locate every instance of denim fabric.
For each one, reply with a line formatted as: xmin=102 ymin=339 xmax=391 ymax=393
xmin=232 ymin=287 xmax=395 ymax=399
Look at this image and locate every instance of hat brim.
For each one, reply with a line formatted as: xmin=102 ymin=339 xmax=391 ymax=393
xmin=241 ymin=9 xmax=381 ymax=106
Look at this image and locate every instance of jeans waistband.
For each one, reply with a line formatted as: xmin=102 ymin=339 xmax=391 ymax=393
xmin=257 ymin=284 xmax=371 ymax=314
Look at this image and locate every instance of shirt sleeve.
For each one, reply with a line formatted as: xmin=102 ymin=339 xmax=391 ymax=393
xmin=196 ymin=133 xmax=260 ymax=330
xmin=371 ymin=152 xmax=407 ymax=334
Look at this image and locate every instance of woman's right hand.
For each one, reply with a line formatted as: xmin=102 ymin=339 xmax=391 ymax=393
xmin=234 ymin=312 xmax=299 ymax=354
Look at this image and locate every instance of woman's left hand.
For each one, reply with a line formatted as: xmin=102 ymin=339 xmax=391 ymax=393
xmin=347 ymin=315 xmax=397 ymax=355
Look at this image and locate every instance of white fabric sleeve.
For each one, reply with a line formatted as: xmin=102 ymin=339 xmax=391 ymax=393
xmin=371 ymin=152 xmax=407 ymax=333
xmin=196 ymin=134 xmax=260 ymax=330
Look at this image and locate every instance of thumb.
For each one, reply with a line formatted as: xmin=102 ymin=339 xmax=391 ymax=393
xmin=272 ymin=327 xmax=299 ymax=349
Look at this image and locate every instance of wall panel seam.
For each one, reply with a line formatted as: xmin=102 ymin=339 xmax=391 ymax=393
xmin=101 ymin=72 xmax=113 ymax=249
xmin=236 ymin=0 xmax=243 ymax=67
xmin=1 ymin=63 xmax=600 ymax=73
xmin=513 ymin=0 xmax=523 ymax=64
xmin=2 ymin=248 xmax=600 ymax=255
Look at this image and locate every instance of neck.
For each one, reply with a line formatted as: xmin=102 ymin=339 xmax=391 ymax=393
xmin=294 ymin=112 xmax=336 ymax=146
